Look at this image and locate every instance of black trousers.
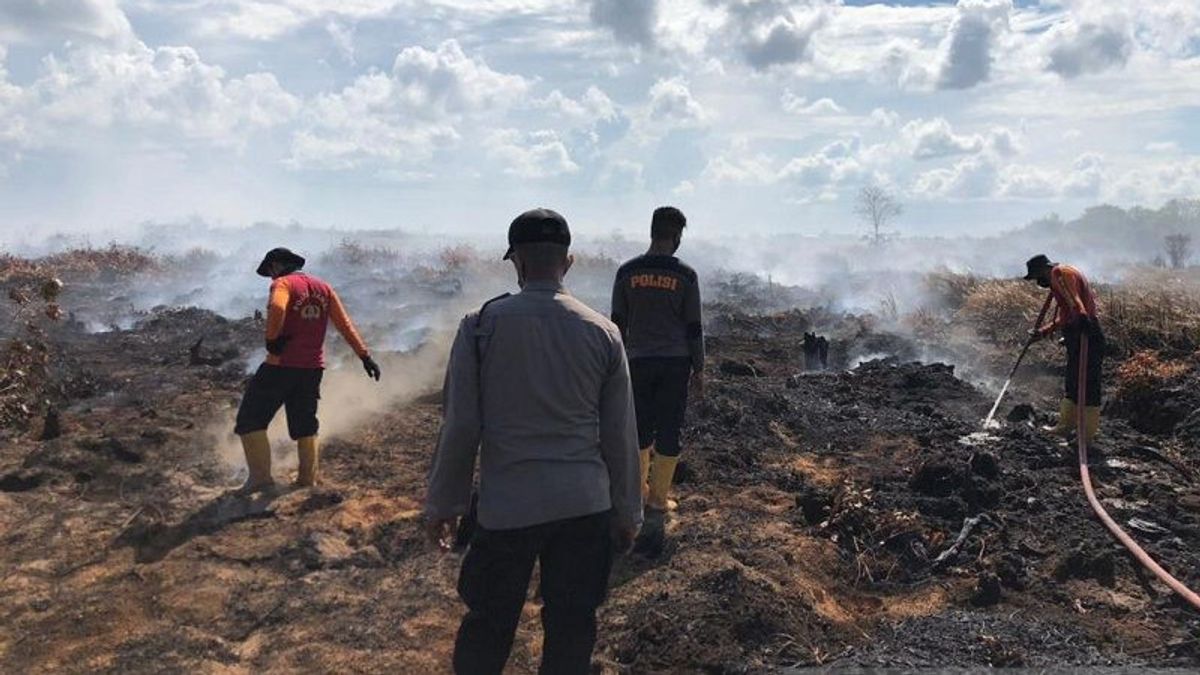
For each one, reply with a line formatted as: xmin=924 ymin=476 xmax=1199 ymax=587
xmin=629 ymin=357 xmax=691 ymax=457
xmin=454 ymin=511 xmax=613 ymax=675
xmin=233 ymin=364 xmax=323 ymax=439
xmin=1064 ymin=322 xmax=1105 ymax=406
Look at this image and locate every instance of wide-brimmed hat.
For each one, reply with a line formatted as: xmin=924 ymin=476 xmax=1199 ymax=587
xmin=256 ymin=247 xmax=306 ymax=277
xmin=1023 ymin=254 xmax=1055 ymax=280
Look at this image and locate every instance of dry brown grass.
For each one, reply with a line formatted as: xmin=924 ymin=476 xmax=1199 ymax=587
xmin=923 ymin=270 xmax=987 ymax=311
xmin=1113 ymin=350 xmax=1194 ymax=398
xmin=322 ymin=238 xmax=404 ymax=267
xmin=38 ymin=244 xmax=159 ymax=280
xmin=1 ymin=274 xmax=64 ymax=430
xmin=437 ymin=244 xmax=478 ymax=270
xmin=3 ymin=246 xmax=159 ymax=286
xmin=956 ymin=279 xmax=1046 ymax=346
xmin=935 ymin=268 xmax=1200 ymax=356
xmin=1100 ymin=270 xmax=1200 ymax=355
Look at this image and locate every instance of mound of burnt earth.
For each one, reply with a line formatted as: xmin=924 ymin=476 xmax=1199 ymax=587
xmin=672 ymin=312 xmax=1200 ymax=669
xmin=1 ymin=307 xmax=258 ymax=497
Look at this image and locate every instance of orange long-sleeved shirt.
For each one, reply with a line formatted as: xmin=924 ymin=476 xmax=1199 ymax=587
xmin=264 ymin=272 xmax=369 ymax=368
xmin=1039 ymin=264 xmax=1097 ymax=337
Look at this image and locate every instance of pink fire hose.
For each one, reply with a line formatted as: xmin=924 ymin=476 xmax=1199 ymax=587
xmin=1074 ymin=331 xmax=1200 ymax=611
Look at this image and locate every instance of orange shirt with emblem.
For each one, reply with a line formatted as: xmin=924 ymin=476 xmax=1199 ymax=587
xmin=264 ymin=273 xmax=368 ymax=369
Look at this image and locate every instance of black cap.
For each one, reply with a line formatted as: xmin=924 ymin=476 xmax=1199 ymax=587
xmin=503 ymin=208 xmax=571 ymax=260
xmin=1024 ymin=254 xmax=1054 ymax=280
xmin=256 ymin=247 xmax=306 ymax=277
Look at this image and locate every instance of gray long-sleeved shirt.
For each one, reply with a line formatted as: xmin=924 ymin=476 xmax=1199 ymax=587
xmin=611 ymin=254 xmax=704 ymax=371
xmin=424 ymin=280 xmax=643 ymax=531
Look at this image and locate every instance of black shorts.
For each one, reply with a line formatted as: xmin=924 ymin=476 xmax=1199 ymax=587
xmin=234 ymin=364 xmax=323 ymax=439
xmin=629 ymin=357 xmax=692 ymax=457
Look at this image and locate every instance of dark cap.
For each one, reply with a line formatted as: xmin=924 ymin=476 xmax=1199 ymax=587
xmin=1023 ymin=254 xmax=1055 ymax=280
xmin=256 ymin=247 xmax=306 ymax=277
xmin=503 ymin=208 xmax=571 ymax=260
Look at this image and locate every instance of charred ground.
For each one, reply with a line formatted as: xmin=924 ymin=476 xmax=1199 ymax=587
xmin=2 ymin=252 xmax=1200 ymax=673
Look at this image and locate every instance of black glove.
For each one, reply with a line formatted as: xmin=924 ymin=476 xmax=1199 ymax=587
xmin=265 ymin=335 xmax=289 ymax=355
xmin=361 ymin=355 xmax=382 ymax=381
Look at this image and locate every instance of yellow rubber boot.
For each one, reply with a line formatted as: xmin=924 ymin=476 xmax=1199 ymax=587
xmin=1042 ymin=400 xmax=1077 ymax=437
xmin=639 ymin=446 xmax=652 ymax=503
xmin=296 ymin=436 xmax=320 ymax=487
xmin=239 ymin=431 xmax=274 ymax=492
xmin=647 ymin=454 xmax=680 ymax=512
xmin=1082 ymin=407 xmax=1101 ymax=443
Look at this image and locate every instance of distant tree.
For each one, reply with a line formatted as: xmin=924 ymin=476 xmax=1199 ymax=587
xmin=854 ymin=185 xmax=903 ymax=245
xmin=1165 ymin=233 xmax=1193 ymax=269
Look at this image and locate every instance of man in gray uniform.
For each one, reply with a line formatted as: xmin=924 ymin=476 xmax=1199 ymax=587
xmin=611 ymin=206 xmax=704 ymax=556
xmin=424 ymin=208 xmax=642 ymax=675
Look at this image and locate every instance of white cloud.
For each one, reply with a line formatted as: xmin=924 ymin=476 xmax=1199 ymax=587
xmin=1064 ymin=152 xmax=1105 ymax=197
xmin=390 ymin=40 xmax=530 ymax=116
xmin=485 ymin=129 xmax=579 ymax=179
xmin=779 ymin=136 xmax=867 ymax=189
xmin=31 ymin=43 xmax=299 ymax=145
xmin=913 ymin=152 xmax=1105 ymax=201
xmin=647 ymin=76 xmax=707 ymax=126
xmin=0 ymin=48 xmax=27 ymax=146
xmin=717 ymin=0 xmax=830 ymax=71
xmin=936 ymin=0 xmax=1012 ymax=90
xmin=1146 ymin=141 xmax=1181 ymax=153
xmin=589 ymin=0 xmax=658 ymax=47
xmin=870 ymin=107 xmax=901 ymax=128
xmin=288 ymin=40 xmax=526 ymax=169
xmin=702 ymin=151 xmax=776 ymax=185
xmin=0 ymin=0 xmax=133 ymax=43
xmin=1112 ymin=156 xmax=1200 ymax=204
xmin=988 ymin=126 xmax=1020 ymax=156
xmin=1134 ymin=0 xmax=1200 ymax=56
xmin=912 ymin=154 xmax=1000 ymax=199
xmin=878 ymin=40 xmax=934 ymax=90
xmin=193 ymin=0 xmax=403 ymax=40
xmin=326 ymin=20 xmax=357 ymax=65
xmin=781 ymin=91 xmax=844 ymax=115
xmin=289 ymin=72 xmax=459 ymax=170
xmin=996 ymin=155 xmax=1103 ymax=200
xmin=536 ymin=86 xmax=619 ymax=126
xmin=902 ymin=117 xmax=985 ymax=160
xmin=599 ymin=159 xmax=644 ymax=190
xmin=996 ymin=163 xmax=1059 ymax=199
xmin=1045 ymin=17 xmax=1133 ymax=78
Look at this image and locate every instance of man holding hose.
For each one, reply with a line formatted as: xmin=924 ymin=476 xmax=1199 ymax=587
xmin=1023 ymin=254 xmax=1104 ymax=442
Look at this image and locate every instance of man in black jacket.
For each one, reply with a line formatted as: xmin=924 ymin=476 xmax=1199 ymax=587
xmin=611 ymin=206 xmax=705 ymax=555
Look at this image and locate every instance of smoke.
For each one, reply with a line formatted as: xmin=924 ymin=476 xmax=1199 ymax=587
xmin=13 ymin=201 xmax=1193 ymax=452
xmin=212 ymin=333 xmax=455 ymax=482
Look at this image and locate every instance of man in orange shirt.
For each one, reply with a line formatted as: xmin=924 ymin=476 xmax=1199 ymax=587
xmin=1024 ymin=254 xmax=1105 ymax=441
xmin=234 ymin=247 xmax=381 ymax=493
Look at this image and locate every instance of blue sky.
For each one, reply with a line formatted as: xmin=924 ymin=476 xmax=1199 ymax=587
xmin=0 ymin=0 xmax=1197 ymax=240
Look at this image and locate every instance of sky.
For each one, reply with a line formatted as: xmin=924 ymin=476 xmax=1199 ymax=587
xmin=0 ymin=0 xmax=1197 ymax=241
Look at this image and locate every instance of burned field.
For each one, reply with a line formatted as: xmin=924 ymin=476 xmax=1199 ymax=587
xmin=3 ymin=253 xmax=1200 ymax=673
